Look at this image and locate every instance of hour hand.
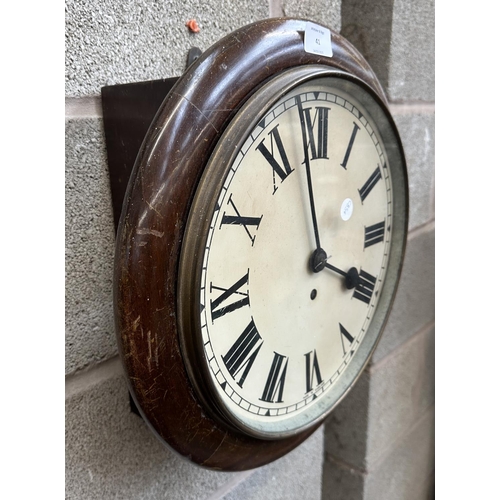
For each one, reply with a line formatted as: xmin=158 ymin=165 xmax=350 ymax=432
xmin=324 ymin=262 xmax=359 ymax=290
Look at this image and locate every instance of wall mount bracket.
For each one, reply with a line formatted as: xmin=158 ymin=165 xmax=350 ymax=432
xmin=101 ymin=47 xmax=201 ymax=233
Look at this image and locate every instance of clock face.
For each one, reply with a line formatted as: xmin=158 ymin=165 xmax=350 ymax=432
xmin=178 ymin=68 xmax=406 ymax=439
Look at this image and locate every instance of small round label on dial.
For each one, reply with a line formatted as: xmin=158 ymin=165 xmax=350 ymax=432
xmin=340 ymin=198 xmax=354 ymax=221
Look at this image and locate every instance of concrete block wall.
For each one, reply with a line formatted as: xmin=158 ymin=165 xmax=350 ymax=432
xmin=65 ymin=0 xmax=434 ymax=498
xmin=322 ymin=1 xmax=435 ymax=499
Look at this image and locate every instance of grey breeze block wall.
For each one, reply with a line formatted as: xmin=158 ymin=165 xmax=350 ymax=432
xmin=65 ymin=0 xmax=434 ymax=498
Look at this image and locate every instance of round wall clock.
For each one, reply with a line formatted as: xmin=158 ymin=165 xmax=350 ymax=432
xmin=114 ymin=18 xmax=408 ymax=470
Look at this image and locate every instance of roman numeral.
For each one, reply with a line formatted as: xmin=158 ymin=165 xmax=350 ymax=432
xmin=222 ymin=319 xmax=263 ymax=388
xmin=305 ymin=350 xmax=322 ymax=393
xmin=339 ymin=323 xmax=354 ymax=355
xmin=220 ymin=194 xmax=262 ymax=245
xmin=364 ymin=221 xmax=385 ymax=248
xmin=256 ymin=125 xmax=293 ymax=193
xmin=210 ymin=272 xmax=249 ymax=321
xmin=302 ymin=105 xmax=330 ymax=160
xmin=340 ymin=122 xmax=360 ymax=169
xmin=359 ymin=166 xmax=382 ymax=202
xmin=260 ymin=352 xmax=288 ymax=403
xmin=353 ymin=270 xmax=377 ymax=304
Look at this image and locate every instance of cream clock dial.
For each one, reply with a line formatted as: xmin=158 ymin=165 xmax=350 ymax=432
xmin=178 ymin=66 xmax=406 ymax=439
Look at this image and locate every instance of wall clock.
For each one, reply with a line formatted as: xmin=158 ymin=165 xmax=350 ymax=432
xmin=113 ymin=18 xmax=408 ymax=470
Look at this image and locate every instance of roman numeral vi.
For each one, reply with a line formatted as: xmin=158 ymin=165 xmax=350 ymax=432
xmin=305 ymin=350 xmax=322 ymax=393
xmin=260 ymin=352 xmax=288 ymax=403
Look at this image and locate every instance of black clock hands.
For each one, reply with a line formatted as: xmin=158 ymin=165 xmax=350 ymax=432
xmin=309 ymin=247 xmax=359 ymax=289
xmin=297 ymin=95 xmax=360 ymax=291
xmin=296 ymin=96 xmax=322 ymax=251
xmin=324 ymin=262 xmax=359 ymax=289
xmin=309 ymin=247 xmax=327 ymax=273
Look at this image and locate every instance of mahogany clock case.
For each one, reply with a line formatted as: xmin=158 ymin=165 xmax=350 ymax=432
xmin=109 ymin=18 xmax=409 ymax=471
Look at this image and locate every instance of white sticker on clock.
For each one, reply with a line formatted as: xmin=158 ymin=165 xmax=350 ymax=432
xmin=341 ymin=198 xmax=354 ymax=221
xmin=304 ymin=22 xmax=333 ymax=57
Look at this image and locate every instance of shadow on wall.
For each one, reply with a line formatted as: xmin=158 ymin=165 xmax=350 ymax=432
xmin=65 ymin=373 xmax=238 ymax=498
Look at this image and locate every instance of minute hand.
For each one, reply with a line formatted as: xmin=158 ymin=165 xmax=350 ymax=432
xmin=296 ymin=96 xmax=321 ymax=250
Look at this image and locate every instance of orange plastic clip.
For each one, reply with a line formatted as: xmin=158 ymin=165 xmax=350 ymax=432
xmin=185 ymin=19 xmax=200 ymax=33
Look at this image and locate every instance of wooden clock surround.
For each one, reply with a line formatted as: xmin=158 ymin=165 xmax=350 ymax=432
xmin=106 ymin=18 xmax=398 ymax=471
